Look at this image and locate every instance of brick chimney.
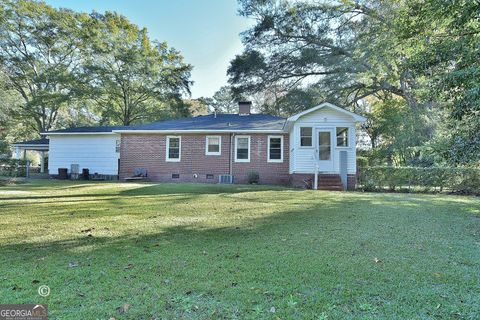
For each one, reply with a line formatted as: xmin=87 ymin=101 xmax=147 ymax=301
xmin=238 ymin=101 xmax=252 ymax=116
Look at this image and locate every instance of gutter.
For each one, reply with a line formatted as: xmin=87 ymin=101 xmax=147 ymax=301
xmin=112 ymin=129 xmax=286 ymax=134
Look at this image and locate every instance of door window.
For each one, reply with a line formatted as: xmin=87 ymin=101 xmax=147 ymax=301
xmin=318 ymin=132 xmax=331 ymax=160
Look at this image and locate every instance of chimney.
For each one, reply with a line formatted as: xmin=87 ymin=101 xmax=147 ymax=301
xmin=238 ymin=101 xmax=252 ymax=116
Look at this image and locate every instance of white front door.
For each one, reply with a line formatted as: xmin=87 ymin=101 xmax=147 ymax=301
xmin=316 ymin=128 xmax=334 ymax=172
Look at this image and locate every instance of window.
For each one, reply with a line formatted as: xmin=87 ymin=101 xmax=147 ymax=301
xmin=172 ymin=173 xmax=180 ymax=179
xmin=268 ymin=136 xmax=283 ymax=162
xmin=206 ymin=136 xmax=221 ymax=155
xmin=235 ymin=136 xmax=250 ymax=162
xmin=206 ymin=174 xmax=214 ymax=179
xmin=115 ymin=139 xmax=120 ymax=153
xmin=166 ymin=136 xmax=181 ymax=162
xmin=319 ymin=131 xmax=331 ymax=160
xmin=300 ymin=127 xmax=312 ymax=147
xmin=336 ymin=127 xmax=349 ymax=147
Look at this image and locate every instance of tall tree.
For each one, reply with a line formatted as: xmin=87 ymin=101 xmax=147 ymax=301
xmin=82 ymin=12 xmax=192 ymax=125
xmin=0 ymin=0 xmax=89 ymax=134
xmin=201 ymin=86 xmax=238 ymax=114
xmin=398 ymin=0 xmax=480 ymax=165
xmin=228 ymin=0 xmax=420 ymax=111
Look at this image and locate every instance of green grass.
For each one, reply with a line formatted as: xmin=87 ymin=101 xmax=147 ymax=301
xmin=0 ymin=180 xmax=479 ymax=319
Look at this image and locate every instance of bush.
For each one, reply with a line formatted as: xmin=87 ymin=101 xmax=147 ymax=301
xmin=247 ymin=170 xmax=259 ymax=184
xmin=358 ymin=166 xmax=480 ymax=195
xmin=357 ymin=156 xmax=369 ymax=168
xmin=0 ymin=158 xmax=27 ymax=177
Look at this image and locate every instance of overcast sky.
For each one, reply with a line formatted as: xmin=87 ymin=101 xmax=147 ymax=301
xmin=44 ymin=0 xmax=252 ymax=98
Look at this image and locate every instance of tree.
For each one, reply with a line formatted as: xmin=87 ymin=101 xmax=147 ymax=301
xmin=82 ymin=12 xmax=192 ymax=125
xmin=201 ymin=86 xmax=238 ymax=114
xmin=228 ymin=1 xmax=420 ymax=111
xmin=398 ymin=0 xmax=480 ymax=165
xmin=229 ymin=0 xmax=479 ymax=166
xmin=0 ymin=0 xmax=90 ymax=134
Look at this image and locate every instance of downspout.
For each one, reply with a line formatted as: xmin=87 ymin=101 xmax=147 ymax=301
xmin=229 ymin=133 xmax=235 ymax=176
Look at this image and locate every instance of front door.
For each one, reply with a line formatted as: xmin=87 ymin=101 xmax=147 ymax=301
xmin=316 ymin=129 xmax=334 ymax=171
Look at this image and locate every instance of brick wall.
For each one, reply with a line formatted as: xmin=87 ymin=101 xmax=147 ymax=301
xmin=119 ymin=133 xmax=290 ymax=185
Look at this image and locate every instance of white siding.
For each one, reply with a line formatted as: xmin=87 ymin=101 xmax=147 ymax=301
xmin=289 ymin=107 xmax=358 ymax=174
xmin=48 ymin=134 xmax=120 ymax=175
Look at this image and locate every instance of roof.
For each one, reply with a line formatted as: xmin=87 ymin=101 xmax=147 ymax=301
xmin=286 ymin=102 xmax=367 ymax=122
xmin=45 ymin=125 xmax=128 ymax=134
xmin=44 ymin=114 xmax=286 ymax=134
xmin=12 ymin=138 xmax=49 ymax=146
xmin=120 ymin=114 xmax=286 ymax=132
xmin=41 ymin=104 xmax=365 ymax=135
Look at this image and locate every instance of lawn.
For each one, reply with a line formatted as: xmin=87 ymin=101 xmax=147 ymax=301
xmin=0 ymin=180 xmax=479 ymax=319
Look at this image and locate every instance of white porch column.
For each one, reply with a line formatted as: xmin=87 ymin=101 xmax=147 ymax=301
xmin=14 ymin=147 xmax=21 ymax=159
xmin=40 ymin=150 xmax=45 ymax=173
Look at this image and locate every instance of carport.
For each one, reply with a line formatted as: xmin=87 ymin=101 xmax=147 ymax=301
xmin=12 ymin=138 xmax=49 ymax=173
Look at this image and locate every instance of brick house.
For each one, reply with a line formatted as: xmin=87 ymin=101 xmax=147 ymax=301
xmin=43 ymin=102 xmax=366 ymax=190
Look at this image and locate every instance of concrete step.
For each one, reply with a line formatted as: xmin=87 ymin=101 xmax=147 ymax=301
xmin=318 ymin=185 xmax=344 ymax=191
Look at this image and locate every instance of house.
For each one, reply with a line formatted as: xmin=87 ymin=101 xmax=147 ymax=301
xmin=41 ymin=102 xmax=366 ymax=190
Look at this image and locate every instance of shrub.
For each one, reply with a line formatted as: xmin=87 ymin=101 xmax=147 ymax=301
xmin=356 ymin=156 xmax=369 ymax=168
xmin=358 ymin=166 xmax=480 ymax=195
xmin=247 ymin=170 xmax=260 ymax=184
xmin=0 ymin=159 xmax=27 ymax=177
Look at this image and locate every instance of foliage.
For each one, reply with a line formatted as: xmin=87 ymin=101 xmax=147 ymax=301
xmin=247 ymin=170 xmax=259 ymax=184
xmin=0 ymin=0 xmax=90 ymax=134
xmin=229 ymin=1 xmax=420 ymax=109
xmin=356 ymin=156 xmax=368 ymax=168
xmin=0 ymin=158 xmax=27 ymax=176
xmin=0 ymin=0 xmax=193 ymax=145
xmin=201 ymin=86 xmax=238 ymax=114
xmin=358 ymin=166 xmax=480 ymax=195
xmin=80 ymin=12 xmax=192 ymax=125
xmin=230 ymin=0 xmax=480 ymax=165
xmin=399 ymin=0 xmax=480 ymax=165
xmin=0 ymin=181 xmax=479 ymax=318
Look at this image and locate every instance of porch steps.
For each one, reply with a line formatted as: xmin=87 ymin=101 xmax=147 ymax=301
xmin=317 ymin=174 xmax=344 ymax=191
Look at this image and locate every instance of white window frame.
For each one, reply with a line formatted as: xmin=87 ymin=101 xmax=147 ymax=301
xmin=234 ymin=135 xmax=250 ymax=163
xmin=299 ymin=126 xmax=313 ymax=148
xmin=267 ymin=135 xmax=283 ymax=163
xmin=205 ymin=135 xmax=221 ymax=156
xmin=166 ymin=135 xmax=181 ymax=162
xmin=336 ymin=126 xmax=350 ymax=148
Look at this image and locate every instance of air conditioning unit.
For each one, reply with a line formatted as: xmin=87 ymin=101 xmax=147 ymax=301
xmin=70 ymin=164 xmax=80 ymax=180
xmin=219 ymin=174 xmax=234 ymax=184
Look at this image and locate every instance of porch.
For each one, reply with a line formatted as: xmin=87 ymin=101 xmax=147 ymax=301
xmin=12 ymin=138 xmax=49 ymax=174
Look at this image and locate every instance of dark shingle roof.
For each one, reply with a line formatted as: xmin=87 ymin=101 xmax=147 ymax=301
xmin=44 ymin=114 xmax=286 ymax=134
xmin=13 ymin=138 xmax=49 ymax=146
xmin=127 ymin=114 xmax=286 ymax=131
xmin=46 ymin=125 xmax=128 ymax=133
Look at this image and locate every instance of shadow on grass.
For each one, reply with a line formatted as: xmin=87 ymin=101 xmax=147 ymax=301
xmin=1 ymin=186 xmax=479 ymax=319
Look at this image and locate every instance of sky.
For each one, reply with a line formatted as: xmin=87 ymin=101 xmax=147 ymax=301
xmin=44 ymin=0 xmax=253 ymax=98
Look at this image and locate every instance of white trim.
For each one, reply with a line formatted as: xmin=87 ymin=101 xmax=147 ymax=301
xmin=298 ymin=126 xmax=313 ymax=148
xmin=267 ymin=135 xmax=283 ymax=163
xmin=11 ymin=144 xmax=49 ymax=148
xmin=234 ymin=135 xmax=250 ymax=163
xmin=112 ymin=129 xmax=285 ymax=134
xmin=335 ymin=126 xmax=350 ymax=147
xmin=205 ymin=136 xmax=222 ymax=156
xmin=42 ymin=132 xmax=115 ymax=136
xmin=287 ymin=102 xmax=367 ymax=122
xmin=166 ymin=136 xmax=181 ymax=162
